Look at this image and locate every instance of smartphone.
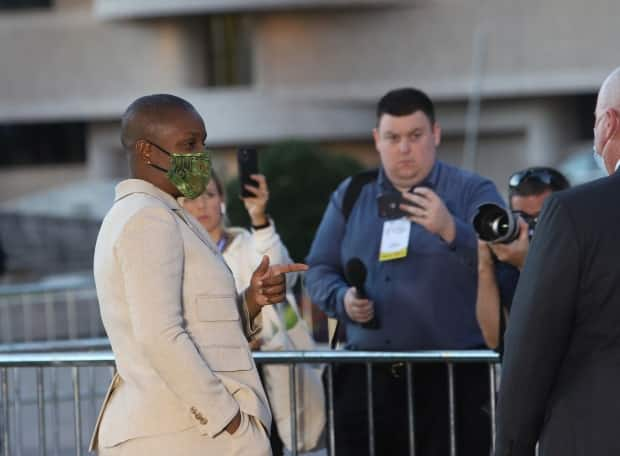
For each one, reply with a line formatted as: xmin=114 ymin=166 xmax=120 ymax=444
xmin=377 ymin=192 xmax=422 ymax=219
xmin=237 ymin=147 xmax=259 ymax=198
xmin=377 ymin=193 xmax=408 ymax=219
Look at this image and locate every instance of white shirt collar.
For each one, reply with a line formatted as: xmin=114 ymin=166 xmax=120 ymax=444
xmin=114 ymin=178 xmax=181 ymax=210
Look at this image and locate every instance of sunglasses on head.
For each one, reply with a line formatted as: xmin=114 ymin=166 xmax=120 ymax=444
xmin=509 ymin=168 xmax=568 ymax=191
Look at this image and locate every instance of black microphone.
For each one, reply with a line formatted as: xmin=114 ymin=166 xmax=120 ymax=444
xmin=344 ymin=258 xmax=378 ymax=329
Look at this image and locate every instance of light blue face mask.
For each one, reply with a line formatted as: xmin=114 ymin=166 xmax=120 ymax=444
xmin=593 ymin=146 xmax=608 ymax=175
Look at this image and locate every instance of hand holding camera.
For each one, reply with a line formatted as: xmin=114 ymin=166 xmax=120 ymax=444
xmin=487 ymin=218 xmax=529 ymax=270
xmin=473 ymin=203 xmax=531 ymax=270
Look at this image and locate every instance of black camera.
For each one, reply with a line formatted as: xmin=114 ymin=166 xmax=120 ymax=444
xmin=473 ymin=203 xmax=534 ymax=244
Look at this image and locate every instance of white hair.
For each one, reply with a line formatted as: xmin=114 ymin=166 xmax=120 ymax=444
xmin=597 ymin=67 xmax=620 ymax=113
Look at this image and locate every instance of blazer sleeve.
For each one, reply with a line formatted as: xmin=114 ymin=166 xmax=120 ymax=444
xmin=115 ymin=206 xmax=239 ymax=438
xmin=495 ymin=195 xmax=580 ymax=455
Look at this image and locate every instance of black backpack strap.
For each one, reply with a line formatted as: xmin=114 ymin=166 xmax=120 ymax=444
xmin=341 ymin=169 xmax=379 ymax=222
xmin=329 ymin=169 xmax=379 ymax=349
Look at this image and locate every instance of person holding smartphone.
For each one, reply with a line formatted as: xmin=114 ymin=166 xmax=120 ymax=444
xmin=179 ymin=169 xmax=295 ymax=304
xmin=180 ymin=170 xmax=324 ymax=456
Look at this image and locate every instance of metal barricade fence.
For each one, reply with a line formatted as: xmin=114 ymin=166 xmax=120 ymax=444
xmin=0 ymin=276 xmax=104 ymax=344
xmin=0 ymin=346 xmax=500 ymax=456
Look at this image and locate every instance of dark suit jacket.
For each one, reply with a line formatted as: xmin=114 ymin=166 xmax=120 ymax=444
xmin=495 ymin=171 xmax=620 ymax=456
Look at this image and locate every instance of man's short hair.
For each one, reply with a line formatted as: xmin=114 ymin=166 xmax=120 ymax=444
xmin=508 ymin=167 xmax=570 ymax=198
xmin=376 ymin=88 xmax=436 ymax=125
xmin=120 ymin=94 xmax=197 ymax=151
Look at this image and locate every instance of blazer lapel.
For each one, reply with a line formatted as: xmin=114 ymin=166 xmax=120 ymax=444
xmin=171 ymin=208 xmax=220 ymax=254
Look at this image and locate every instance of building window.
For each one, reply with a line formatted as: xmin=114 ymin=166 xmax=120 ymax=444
xmin=0 ymin=0 xmax=52 ymax=9
xmin=0 ymin=123 xmax=86 ymax=167
xmin=205 ymin=15 xmax=253 ymax=87
xmin=575 ymin=93 xmax=597 ymax=140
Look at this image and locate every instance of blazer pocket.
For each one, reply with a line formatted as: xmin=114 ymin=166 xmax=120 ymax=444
xmin=195 ymin=294 xmax=240 ymax=321
xmin=200 ymin=345 xmax=253 ymax=372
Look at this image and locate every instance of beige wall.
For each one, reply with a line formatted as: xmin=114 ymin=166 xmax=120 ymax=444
xmin=0 ymin=6 xmax=207 ymax=121
xmin=0 ymin=0 xmax=602 ymax=203
xmin=254 ymin=0 xmax=619 ymax=98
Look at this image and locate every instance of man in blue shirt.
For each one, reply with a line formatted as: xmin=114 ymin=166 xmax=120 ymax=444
xmin=306 ymin=88 xmax=505 ymax=455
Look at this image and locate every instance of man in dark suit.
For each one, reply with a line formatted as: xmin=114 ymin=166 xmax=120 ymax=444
xmin=495 ymin=67 xmax=620 ymax=455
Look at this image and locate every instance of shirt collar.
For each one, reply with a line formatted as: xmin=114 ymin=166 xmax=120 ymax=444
xmin=114 ymin=179 xmax=181 ymax=210
xmin=615 ymin=160 xmax=620 ymax=173
xmin=378 ymin=160 xmax=441 ymax=192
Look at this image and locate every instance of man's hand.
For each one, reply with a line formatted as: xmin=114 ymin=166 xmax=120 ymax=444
xmin=242 ymin=174 xmax=269 ymax=227
xmin=489 ymin=218 xmax=529 ymax=270
xmin=225 ymin=411 xmax=241 ymax=435
xmin=344 ymin=287 xmax=374 ymax=323
xmin=245 ymin=256 xmax=308 ymax=319
xmin=400 ymin=187 xmax=456 ymax=243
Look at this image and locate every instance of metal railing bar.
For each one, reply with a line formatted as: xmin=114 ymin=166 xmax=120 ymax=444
xmin=36 ymin=367 xmax=46 ymax=456
xmin=0 ymin=352 xmax=114 ymax=367
xmin=447 ymin=363 xmax=456 ymax=456
xmin=406 ymin=362 xmax=415 ymax=456
xmin=288 ymin=364 xmax=298 ymax=456
xmin=51 ymin=368 xmax=60 ymax=456
xmin=366 ymin=362 xmax=375 ymax=456
xmin=0 ymin=350 xmax=500 ymax=367
xmin=1 ymin=368 xmax=9 ymax=456
xmin=326 ymin=364 xmax=336 ymax=456
xmin=0 ymin=338 xmax=110 ymax=354
xmin=252 ymin=350 xmax=499 ymax=364
xmin=89 ymin=367 xmax=98 ymax=435
xmin=13 ymin=369 xmax=22 ymax=456
xmin=72 ymin=367 xmax=82 ymax=456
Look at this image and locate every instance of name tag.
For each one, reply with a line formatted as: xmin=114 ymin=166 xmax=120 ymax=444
xmin=379 ymin=218 xmax=411 ymax=261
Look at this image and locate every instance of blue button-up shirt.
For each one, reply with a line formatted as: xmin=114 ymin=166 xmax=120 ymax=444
xmin=306 ymin=161 xmax=506 ymax=350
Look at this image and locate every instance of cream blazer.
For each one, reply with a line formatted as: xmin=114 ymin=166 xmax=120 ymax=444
xmin=90 ymin=179 xmax=271 ymax=451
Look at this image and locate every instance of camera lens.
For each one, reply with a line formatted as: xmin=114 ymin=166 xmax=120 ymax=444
xmin=473 ymin=203 xmax=520 ymax=244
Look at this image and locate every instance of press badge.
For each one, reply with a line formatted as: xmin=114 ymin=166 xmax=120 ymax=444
xmin=379 ymin=217 xmax=411 ymax=261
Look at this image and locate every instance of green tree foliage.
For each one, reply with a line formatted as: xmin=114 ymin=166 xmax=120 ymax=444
xmin=225 ymin=140 xmax=364 ymax=261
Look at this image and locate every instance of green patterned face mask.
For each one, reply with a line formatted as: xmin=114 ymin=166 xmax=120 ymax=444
xmin=147 ymin=142 xmax=211 ymax=199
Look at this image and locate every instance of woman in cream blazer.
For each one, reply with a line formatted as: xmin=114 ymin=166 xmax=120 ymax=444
xmin=91 ymin=178 xmax=273 ymax=455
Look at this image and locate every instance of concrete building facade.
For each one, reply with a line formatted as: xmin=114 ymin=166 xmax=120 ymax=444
xmin=0 ymin=0 xmax=613 ymax=274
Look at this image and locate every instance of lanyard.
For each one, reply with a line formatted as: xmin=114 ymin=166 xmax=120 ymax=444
xmin=216 ymin=233 xmax=228 ymax=254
